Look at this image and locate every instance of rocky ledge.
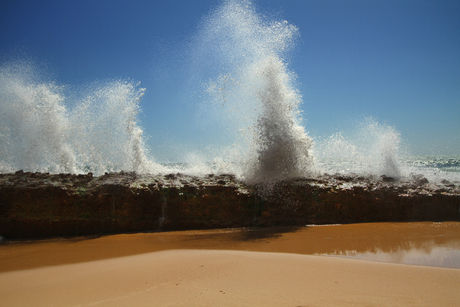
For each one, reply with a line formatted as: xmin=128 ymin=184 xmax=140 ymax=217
xmin=0 ymin=171 xmax=459 ymax=239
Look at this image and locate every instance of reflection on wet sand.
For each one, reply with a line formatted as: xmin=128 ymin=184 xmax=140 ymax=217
xmin=324 ymin=246 xmax=460 ymax=268
xmin=0 ymin=222 xmax=459 ymax=272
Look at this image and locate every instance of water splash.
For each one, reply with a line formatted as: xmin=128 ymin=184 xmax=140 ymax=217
xmin=0 ymin=60 xmax=163 ymax=175
xmin=2 ymin=2 xmax=449 ymax=185
xmin=247 ymin=56 xmax=314 ymax=182
xmin=196 ymin=0 xmax=315 ymax=183
xmin=68 ymin=81 xmax=158 ymax=174
xmin=315 ymin=118 xmax=402 ymax=178
xmin=0 ymin=61 xmax=76 ymax=173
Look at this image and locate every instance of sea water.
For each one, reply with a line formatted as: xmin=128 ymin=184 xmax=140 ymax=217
xmin=0 ymin=0 xmax=459 ymax=185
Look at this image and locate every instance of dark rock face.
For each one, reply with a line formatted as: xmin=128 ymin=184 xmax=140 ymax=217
xmin=0 ymin=171 xmax=459 ymax=239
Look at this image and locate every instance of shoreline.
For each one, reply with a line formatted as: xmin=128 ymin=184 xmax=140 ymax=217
xmin=1 ymin=221 xmax=459 ymax=272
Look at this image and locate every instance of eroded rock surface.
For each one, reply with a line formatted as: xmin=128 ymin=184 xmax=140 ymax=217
xmin=0 ymin=171 xmax=459 ymax=239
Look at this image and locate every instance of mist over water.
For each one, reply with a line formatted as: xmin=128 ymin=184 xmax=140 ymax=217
xmin=0 ymin=0 xmax=458 ymax=184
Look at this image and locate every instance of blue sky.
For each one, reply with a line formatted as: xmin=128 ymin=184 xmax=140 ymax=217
xmin=1 ymin=0 xmax=459 ymax=160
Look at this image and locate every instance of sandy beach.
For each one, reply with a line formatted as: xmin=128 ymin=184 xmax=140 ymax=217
xmin=1 ymin=249 xmax=459 ymax=306
xmin=1 ymin=222 xmax=460 ymax=306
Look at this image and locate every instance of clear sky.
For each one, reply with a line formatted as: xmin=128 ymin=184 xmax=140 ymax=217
xmin=1 ymin=0 xmax=459 ymax=161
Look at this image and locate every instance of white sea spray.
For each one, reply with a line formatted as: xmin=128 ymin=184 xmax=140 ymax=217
xmin=0 ymin=60 xmax=164 ymax=175
xmin=195 ymin=0 xmax=315 ymax=184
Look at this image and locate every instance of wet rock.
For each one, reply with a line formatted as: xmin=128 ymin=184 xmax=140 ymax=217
xmin=335 ymin=175 xmax=355 ymax=182
xmin=381 ymin=175 xmax=396 ymax=182
xmin=411 ymin=174 xmax=429 ymax=185
xmin=441 ymin=179 xmax=455 ymax=188
xmin=0 ymin=171 xmax=459 ymax=239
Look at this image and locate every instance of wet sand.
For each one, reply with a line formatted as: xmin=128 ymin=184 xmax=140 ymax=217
xmin=1 ymin=222 xmax=460 ymax=306
xmin=1 ymin=222 xmax=459 ymax=272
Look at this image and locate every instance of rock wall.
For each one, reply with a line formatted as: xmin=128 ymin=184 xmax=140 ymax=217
xmin=0 ymin=171 xmax=459 ymax=239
